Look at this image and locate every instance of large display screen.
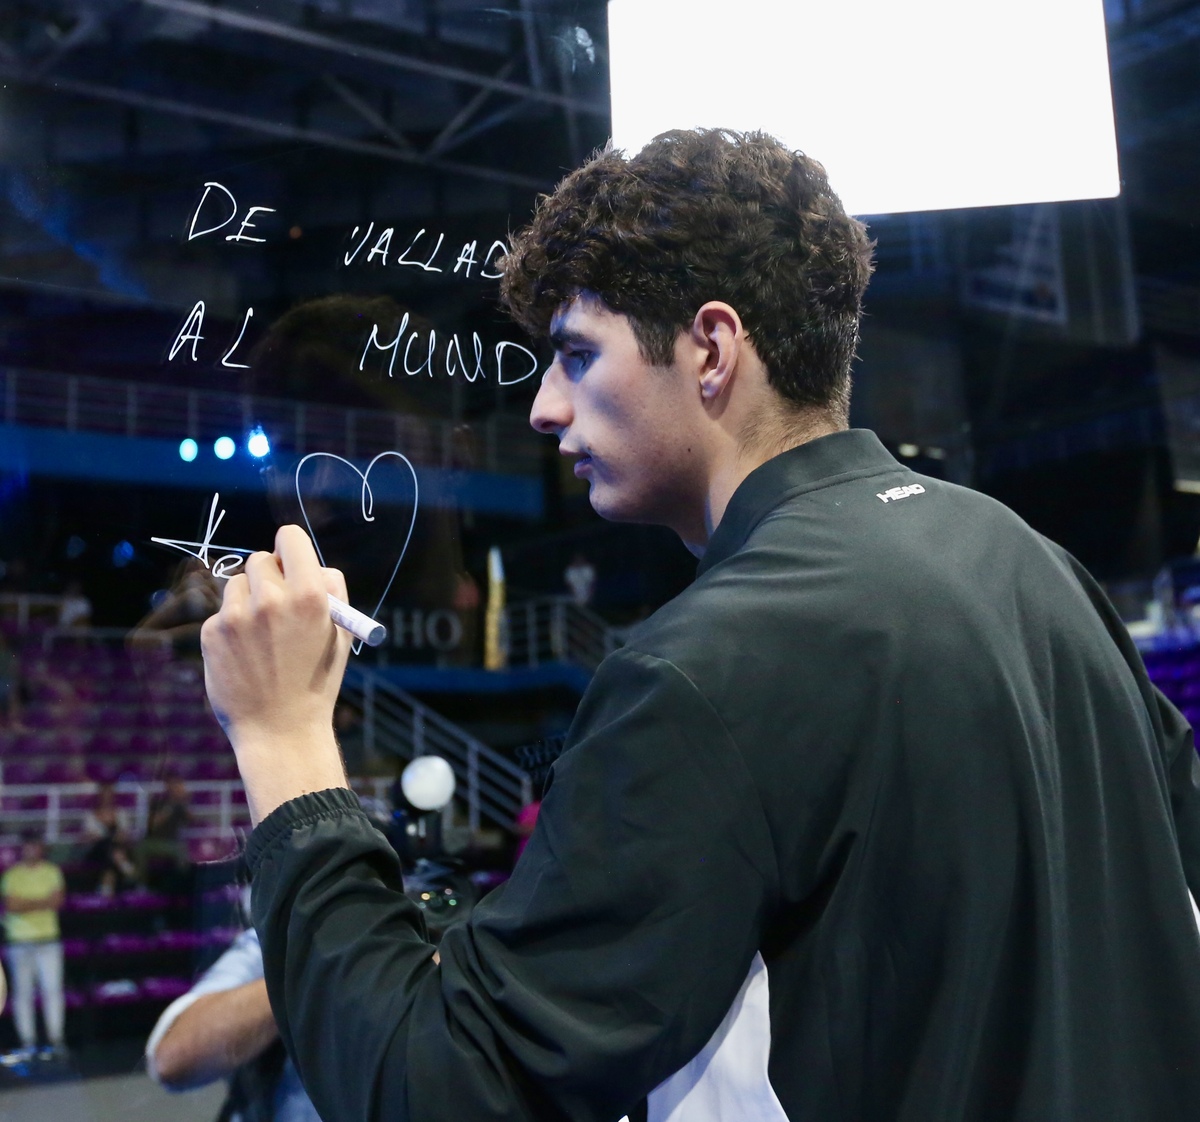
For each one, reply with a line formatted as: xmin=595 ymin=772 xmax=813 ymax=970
xmin=609 ymin=0 xmax=1121 ymax=215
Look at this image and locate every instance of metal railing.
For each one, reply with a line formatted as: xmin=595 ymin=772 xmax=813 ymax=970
xmin=505 ymin=595 xmax=621 ymax=672
xmin=342 ymin=664 xmax=531 ymax=833
xmin=0 ymin=592 xmax=69 ymax=631
xmin=0 ymin=366 xmax=543 ymax=477
xmin=0 ymin=777 xmax=391 ymax=844
xmin=1 ymin=778 xmax=392 ymax=843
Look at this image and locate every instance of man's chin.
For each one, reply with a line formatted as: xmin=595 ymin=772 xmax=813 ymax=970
xmin=588 ymin=487 xmax=653 ymax=527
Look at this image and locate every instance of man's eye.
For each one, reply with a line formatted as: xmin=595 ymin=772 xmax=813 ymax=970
xmin=566 ymin=350 xmax=593 ymax=370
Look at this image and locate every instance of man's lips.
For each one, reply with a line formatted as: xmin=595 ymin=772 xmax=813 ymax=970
xmin=560 ymin=446 xmax=591 ymax=474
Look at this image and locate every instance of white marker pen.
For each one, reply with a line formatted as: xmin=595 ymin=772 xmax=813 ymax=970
xmin=328 ymin=594 xmax=388 ymax=648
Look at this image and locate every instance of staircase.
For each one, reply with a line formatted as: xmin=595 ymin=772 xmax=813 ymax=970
xmin=341 ymin=664 xmax=532 ymax=832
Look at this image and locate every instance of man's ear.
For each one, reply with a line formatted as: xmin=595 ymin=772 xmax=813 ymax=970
xmin=691 ymin=302 xmax=744 ymax=402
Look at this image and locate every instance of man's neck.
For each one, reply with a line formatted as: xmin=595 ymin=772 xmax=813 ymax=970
xmin=682 ymin=410 xmax=843 ymax=558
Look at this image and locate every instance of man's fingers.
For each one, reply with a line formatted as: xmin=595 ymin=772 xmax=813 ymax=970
xmin=221 ymin=572 xmax=250 ymax=609
xmin=321 ymin=566 xmax=349 ymax=602
xmin=244 ymin=551 xmax=285 ymax=596
xmin=274 ymin=525 xmax=324 ymax=588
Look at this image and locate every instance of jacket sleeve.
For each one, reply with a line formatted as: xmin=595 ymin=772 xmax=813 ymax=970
xmin=246 ymin=648 xmax=778 ymax=1122
xmin=1053 ymin=543 xmax=1200 ymax=897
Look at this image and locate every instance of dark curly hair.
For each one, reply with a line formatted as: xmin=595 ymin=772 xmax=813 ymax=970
xmin=499 ymin=129 xmax=874 ymax=417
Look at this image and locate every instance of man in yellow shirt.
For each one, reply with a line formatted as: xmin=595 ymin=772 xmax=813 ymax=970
xmin=2 ymin=832 xmax=66 ymax=1059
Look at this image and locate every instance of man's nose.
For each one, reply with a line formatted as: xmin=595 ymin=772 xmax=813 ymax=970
xmin=529 ymin=362 xmax=571 ymax=435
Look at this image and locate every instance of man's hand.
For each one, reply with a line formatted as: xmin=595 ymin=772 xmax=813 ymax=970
xmin=201 ymin=525 xmax=352 ymax=825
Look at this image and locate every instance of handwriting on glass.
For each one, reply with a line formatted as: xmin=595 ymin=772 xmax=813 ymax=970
xmin=341 ymin=222 xmax=506 ymax=279
xmin=167 ymin=181 xmax=535 ymax=383
xmin=150 ymin=493 xmax=253 ymax=580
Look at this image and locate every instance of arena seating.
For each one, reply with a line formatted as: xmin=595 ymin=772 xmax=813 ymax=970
xmin=2 ymin=637 xmax=239 ymax=788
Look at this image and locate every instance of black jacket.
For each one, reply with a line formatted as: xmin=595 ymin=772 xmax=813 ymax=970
xmin=247 ymin=429 xmax=1200 ymax=1121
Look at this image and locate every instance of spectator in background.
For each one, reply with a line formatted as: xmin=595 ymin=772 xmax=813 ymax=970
xmin=0 ymin=632 xmax=23 ymax=729
xmin=563 ymin=552 xmax=596 ymax=607
xmin=57 ymin=580 xmax=92 ymax=630
xmin=137 ymin=776 xmax=192 ymax=884
xmin=1 ymin=832 xmax=66 ymax=1060
xmin=82 ymin=781 xmax=139 ymax=896
xmin=147 ymin=923 xmax=320 ymax=1122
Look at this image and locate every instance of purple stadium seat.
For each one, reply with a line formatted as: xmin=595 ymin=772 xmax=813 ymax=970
xmin=98 ymin=933 xmax=156 ymax=954
xmin=91 ymin=980 xmax=142 ymax=1005
xmin=141 ymin=977 xmax=193 ymax=1001
xmin=119 ymin=888 xmax=173 ymax=910
xmin=156 ymin=930 xmax=205 ymax=951
xmin=200 ymin=883 xmax=243 ymax=906
xmin=4 ymin=761 xmax=44 ymax=784
xmin=65 ymin=892 xmax=120 ymax=913
xmin=90 ymin=730 xmax=124 ymax=755
xmin=191 ymin=758 xmax=225 ymax=780
xmin=204 ymin=926 xmax=241 ymax=950
xmin=64 ymin=988 xmax=88 ymax=1010
xmin=189 ymin=836 xmax=240 ymax=863
xmin=61 ymin=938 xmax=90 ymax=958
xmin=130 ymin=732 xmax=164 ymax=756
xmin=43 ymin=761 xmax=80 ymax=783
xmin=22 ymin=708 xmax=55 ymax=729
xmin=111 ymin=683 xmax=142 ymax=704
xmin=85 ymin=759 xmax=117 ymax=783
xmin=163 ymin=731 xmax=198 ymax=755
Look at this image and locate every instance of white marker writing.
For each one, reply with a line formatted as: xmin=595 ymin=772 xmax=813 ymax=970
xmin=151 ymin=493 xmax=388 ymax=647
xmin=359 ymin=322 xmax=536 ymax=384
xmin=169 ymin=300 xmax=206 ymax=362
xmin=221 ymin=307 xmax=254 ymax=369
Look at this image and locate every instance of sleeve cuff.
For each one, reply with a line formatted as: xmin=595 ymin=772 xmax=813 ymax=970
xmin=244 ymin=787 xmax=365 ymax=874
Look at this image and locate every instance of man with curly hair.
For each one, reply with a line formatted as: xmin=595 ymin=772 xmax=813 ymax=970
xmin=205 ymin=130 xmax=1200 ymax=1121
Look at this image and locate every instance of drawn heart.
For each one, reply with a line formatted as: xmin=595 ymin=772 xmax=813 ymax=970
xmin=294 ymin=451 xmax=419 ymax=654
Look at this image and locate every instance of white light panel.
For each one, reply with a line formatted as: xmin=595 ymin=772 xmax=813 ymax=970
xmin=608 ymin=0 xmax=1120 ymax=215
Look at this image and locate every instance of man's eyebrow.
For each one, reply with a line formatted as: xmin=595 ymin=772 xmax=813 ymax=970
xmin=548 ymin=328 xmax=595 ymax=351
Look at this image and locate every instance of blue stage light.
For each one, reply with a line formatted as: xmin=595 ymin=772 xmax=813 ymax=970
xmin=113 ymin=541 xmax=135 ymax=568
xmin=179 ymin=438 xmax=198 ymax=462
xmin=246 ymin=427 xmax=271 ymax=459
xmin=214 ymin=436 xmax=236 ymax=460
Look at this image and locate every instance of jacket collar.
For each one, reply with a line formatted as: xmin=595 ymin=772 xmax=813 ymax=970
xmin=697 ymin=429 xmax=901 ymax=577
